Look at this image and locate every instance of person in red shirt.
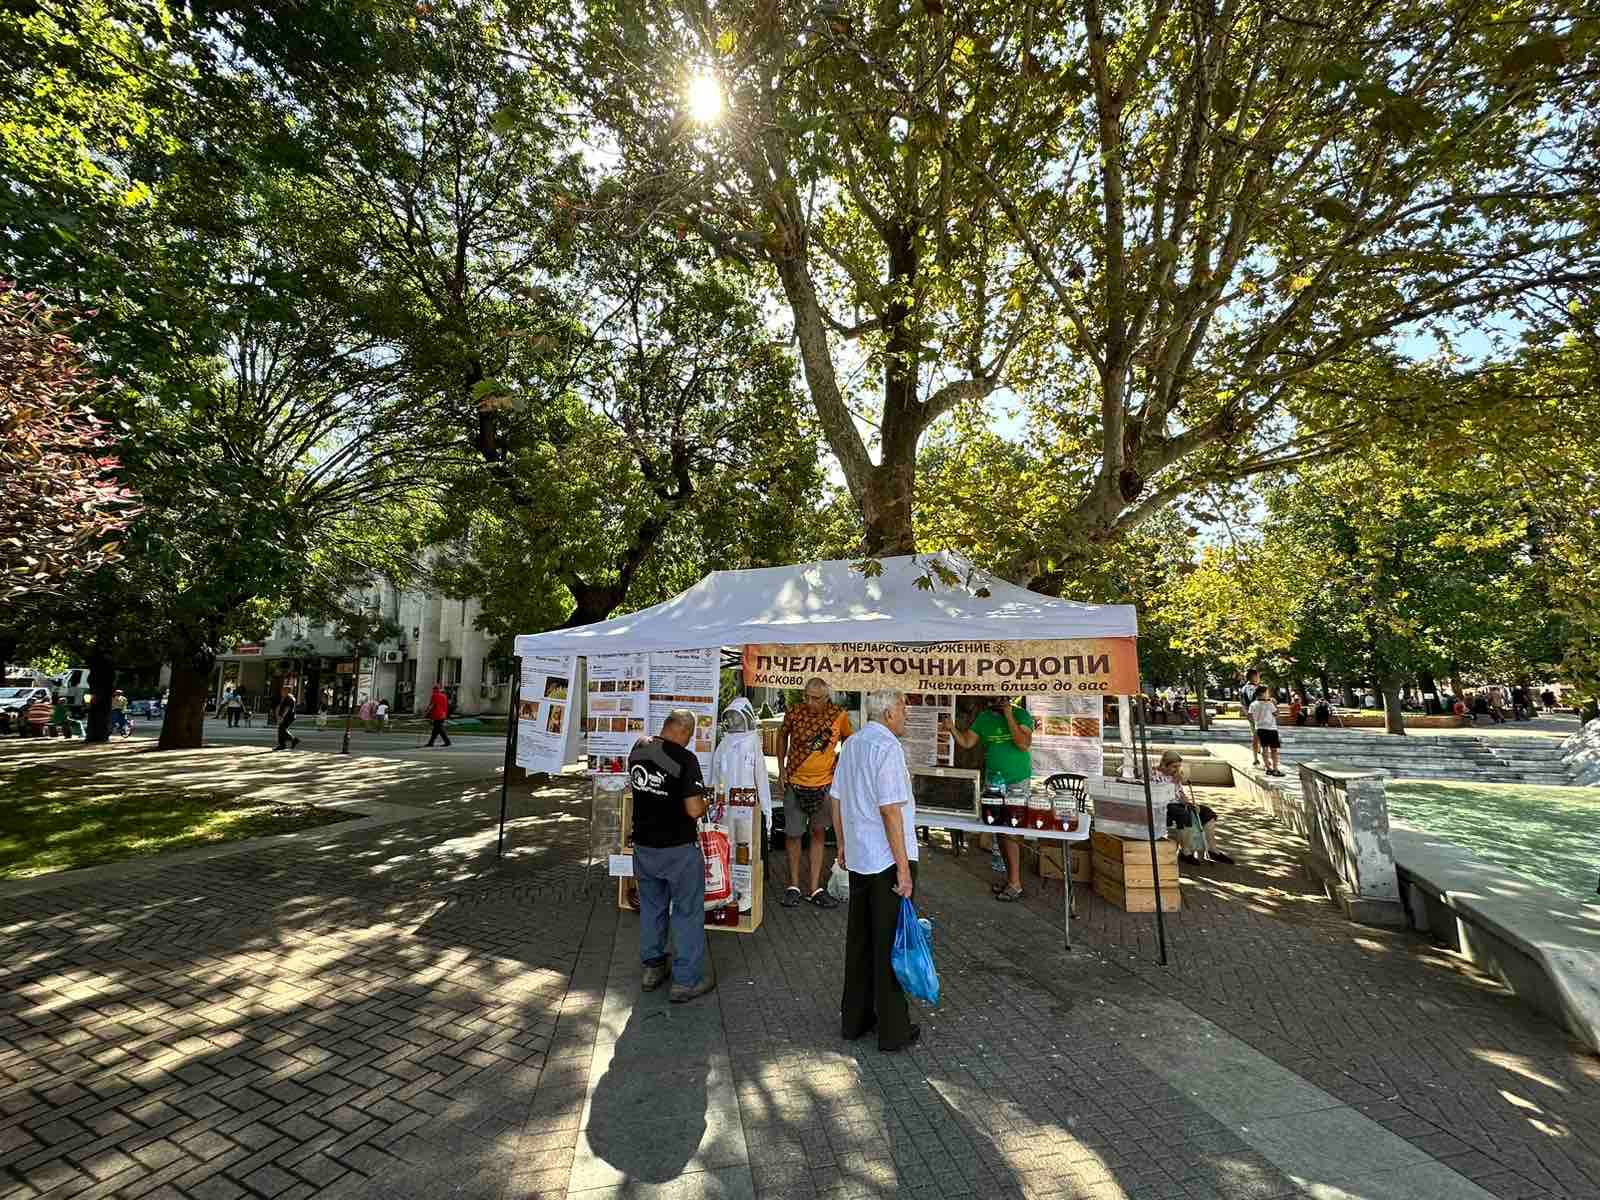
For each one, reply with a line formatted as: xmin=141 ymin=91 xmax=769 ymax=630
xmin=425 ymin=684 xmax=452 ymax=747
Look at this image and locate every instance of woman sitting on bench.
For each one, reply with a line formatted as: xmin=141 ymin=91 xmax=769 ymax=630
xmin=1158 ymin=750 xmax=1234 ymax=866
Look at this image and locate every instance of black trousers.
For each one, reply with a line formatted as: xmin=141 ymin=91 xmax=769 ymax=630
xmin=275 ymin=715 xmax=295 ymax=748
xmin=426 ymin=719 xmax=451 ymax=746
xmin=841 ymin=861 xmax=918 ymax=1050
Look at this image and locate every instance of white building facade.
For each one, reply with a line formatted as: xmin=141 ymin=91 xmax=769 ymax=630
xmin=210 ymin=578 xmax=512 ymax=716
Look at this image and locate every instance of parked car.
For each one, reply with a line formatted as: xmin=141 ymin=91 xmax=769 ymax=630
xmin=0 ymin=686 xmax=52 ymax=733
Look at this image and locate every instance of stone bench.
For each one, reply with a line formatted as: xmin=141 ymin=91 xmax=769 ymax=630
xmin=1393 ymin=827 xmax=1600 ymax=1053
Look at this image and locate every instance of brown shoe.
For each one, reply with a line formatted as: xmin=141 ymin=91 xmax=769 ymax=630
xmin=670 ymin=976 xmax=717 ymax=1004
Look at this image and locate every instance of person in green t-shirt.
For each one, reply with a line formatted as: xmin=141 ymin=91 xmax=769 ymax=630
xmin=941 ymin=698 xmax=1035 ymax=901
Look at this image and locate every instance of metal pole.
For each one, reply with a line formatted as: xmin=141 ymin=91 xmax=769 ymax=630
xmin=496 ymin=657 xmax=521 ymax=862
xmin=1136 ymin=688 xmax=1170 ymax=967
xmin=340 ymin=665 xmax=355 ymax=756
xmin=1063 ymin=838 xmax=1072 ymax=952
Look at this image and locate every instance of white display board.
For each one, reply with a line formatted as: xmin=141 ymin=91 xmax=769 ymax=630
xmin=648 ymin=647 xmax=720 ymax=777
xmin=1031 ymin=693 xmax=1104 ymax=781
xmin=516 ymin=654 xmax=576 ymax=774
xmin=901 ymin=692 xmax=955 ymax=766
xmin=585 ymin=653 xmax=650 ymax=773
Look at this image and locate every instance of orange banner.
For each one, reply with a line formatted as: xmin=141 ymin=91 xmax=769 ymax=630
xmin=740 ymin=638 xmax=1140 ymax=697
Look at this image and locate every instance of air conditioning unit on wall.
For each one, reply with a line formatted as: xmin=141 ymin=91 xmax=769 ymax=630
xmin=381 ymin=650 xmax=404 ymax=664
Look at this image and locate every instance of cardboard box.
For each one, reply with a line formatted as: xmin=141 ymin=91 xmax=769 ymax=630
xmin=1039 ymin=843 xmax=1092 ymax=882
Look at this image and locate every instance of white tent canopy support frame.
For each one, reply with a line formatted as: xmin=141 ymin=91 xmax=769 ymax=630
xmin=501 ymin=552 xmax=1168 ymax=963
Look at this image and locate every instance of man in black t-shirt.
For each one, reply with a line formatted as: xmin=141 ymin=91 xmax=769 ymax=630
xmin=628 ymin=709 xmax=714 ymax=1003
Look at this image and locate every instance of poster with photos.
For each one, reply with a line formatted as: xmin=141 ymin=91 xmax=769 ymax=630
xmin=900 ymin=693 xmax=956 ymax=767
xmin=1030 ymin=693 xmax=1104 ymax=781
xmin=584 ymin=653 xmax=650 ymax=773
xmin=516 ymin=654 xmax=576 ymax=773
xmin=647 ymin=647 xmax=720 ymax=777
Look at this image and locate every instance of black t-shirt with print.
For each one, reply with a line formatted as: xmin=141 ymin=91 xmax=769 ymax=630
xmin=628 ymin=736 xmax=707 ymax=848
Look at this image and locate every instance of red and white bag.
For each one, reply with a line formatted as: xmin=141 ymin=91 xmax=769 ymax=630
xmin=700 ymin=828 xmax=732 ymax=908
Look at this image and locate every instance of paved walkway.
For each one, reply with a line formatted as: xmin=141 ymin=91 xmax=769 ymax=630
xmin=2 ymin=746 xmax=1597 ymax=1200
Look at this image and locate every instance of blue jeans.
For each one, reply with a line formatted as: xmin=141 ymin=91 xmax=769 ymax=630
xmin=634 ymin=840 xmax=706 ymax=987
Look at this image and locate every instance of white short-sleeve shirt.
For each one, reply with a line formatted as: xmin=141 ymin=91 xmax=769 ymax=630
xmin=1248 ymin=700 xmax=1279 ymax=731
xmin=830 ymin=720 xmax=919 ymax=875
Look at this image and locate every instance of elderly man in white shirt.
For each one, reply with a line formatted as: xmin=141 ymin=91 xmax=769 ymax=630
xmin=830 ymin=689 xmax=921 ymax=1052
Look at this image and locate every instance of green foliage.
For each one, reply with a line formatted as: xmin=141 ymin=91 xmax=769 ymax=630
xmin=577 ymin=0 xmax=1600 ymax=554
xmin=430 ymin=241 xmax=824 ymax=639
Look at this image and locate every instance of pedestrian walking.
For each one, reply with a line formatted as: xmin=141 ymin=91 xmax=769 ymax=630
xmin=629 ymin=710 xmax=715 ymax=1003
xmin=832 ymin=690 xmax=921 ymax=1052
xmin=1248 ymin=686 xmax=1283 ymax=776
xmin=424 ymin=684 xmax=451 ymax=747
xmin=776 ymin=677 xmax=852 ymax=910
xmin=273 ymin=691 xmax=300 ymax=750
xmin=225 ymin=688 xmax=244 ymax=728
xmin=109 ymin=689 xmax=130 ymax=738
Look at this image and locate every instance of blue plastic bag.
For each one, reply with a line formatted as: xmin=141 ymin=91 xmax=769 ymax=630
xmin=891 ymin=897 xmax=940 ymax=1006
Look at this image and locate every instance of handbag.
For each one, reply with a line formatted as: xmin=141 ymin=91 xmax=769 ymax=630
xmin=826 ymin=861 xmax=850 ymax=902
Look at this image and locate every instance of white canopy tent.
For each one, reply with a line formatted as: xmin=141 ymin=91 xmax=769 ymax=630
xmin=513 ymin=551 xmax=1137 ymax=656
xmin=500 ymin=551 xmax=1170 ymax=960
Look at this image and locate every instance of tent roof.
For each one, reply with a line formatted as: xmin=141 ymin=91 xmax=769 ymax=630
xmin=514 ymin=551 xmax=1137 ymax=657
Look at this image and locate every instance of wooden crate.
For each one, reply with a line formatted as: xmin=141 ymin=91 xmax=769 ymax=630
xmin=1092 ymin=851 xmax=1178 ymax=889
xmin=1092 ymin=830 xmax=1178 ymax=865
xmin=1093 ymin=871 xmax=1181 ymax=912
xmin=1039 ymin=843 xmax=1092 ymax=882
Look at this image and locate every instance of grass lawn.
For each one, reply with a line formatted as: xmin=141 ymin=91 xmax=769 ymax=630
xmin=1386 ymin=780 xmax=1599 ymax=901
xmin=0 ymin=763 xmax=355 ymax=880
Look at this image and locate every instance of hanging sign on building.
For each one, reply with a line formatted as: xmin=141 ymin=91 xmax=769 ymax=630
xmin=741 ymin=638 xmax=1139 ymax=697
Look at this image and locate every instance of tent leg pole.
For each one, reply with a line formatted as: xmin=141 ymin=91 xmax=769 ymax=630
xmin=1136 ymin=687 xmax=1169 ymax=966
xmin=1064 ymin=859 xmax=1072 ymax=951
xmin=496 ymin=656 xmax=521 ymax=862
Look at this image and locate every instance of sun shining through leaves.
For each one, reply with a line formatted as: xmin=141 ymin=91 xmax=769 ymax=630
xmin=685 ymin=71 xmax=722 ymax=123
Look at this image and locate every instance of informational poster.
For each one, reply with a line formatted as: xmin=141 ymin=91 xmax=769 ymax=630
xmin=585 ymin=653 xmax=650 ymax=773
xmin=901 ymin=693 xmax=955 ymax=766
xmin=648 ymin=647 xmax=720 ymax=776
xmin=516 ymin=654 xmax=576 ymax=774
xmin=1030 ymin=693 xmax=1104 ymax=781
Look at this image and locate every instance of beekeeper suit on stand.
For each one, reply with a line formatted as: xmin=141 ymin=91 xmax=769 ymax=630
xmin=711 ymin=698 xmax=772 ymax=910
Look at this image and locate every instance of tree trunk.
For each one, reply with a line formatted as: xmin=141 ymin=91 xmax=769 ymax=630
xmin=1340 ymin=679 xmax=1358 ymax=708
xmin=1379 ymin=672 xmax=1407 ymax=735
xmin=1448 ymin=662 xmax=1464 ymax=701
xmin=1318 ymin=667 xmax=1331 ymax=698
xmin=1193 ymin=674 xmax=1210 ymax=731
xmin=85 ymin=652 xmax=115 ymax=743
xmin=860 ymin=461 xmax=917 ymax=555
xmin=563 ymin=580 xmax=627 ymax=629
xmin=158 ymin=650 xmax=214 ymax=750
